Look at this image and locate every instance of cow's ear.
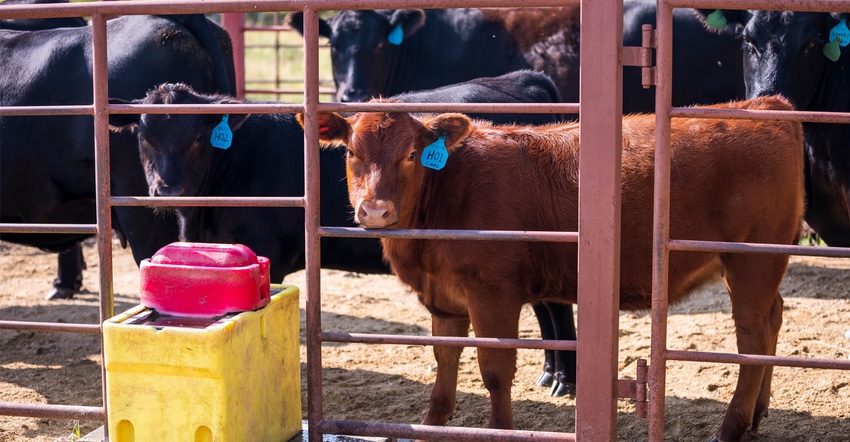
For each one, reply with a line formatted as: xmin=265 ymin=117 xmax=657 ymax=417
xmin=210 ymin=99 xmax=250 ymax=132
xmin=388 ymin=9 xmax=426 ymax=39
xmin=205 ymin=113 xmax=250 ymax=133
xmin=422 ymin=113 xmax=472 ymax=152
xmin=286 ymin=11 xmax=331 ymax=39
xmin=107 ymin=98 xmax=141 ymax=132
xmin=692 ymin=9 xmax=750 ymax=36
xmin=297 ymin=112 xmax=351 ymax=147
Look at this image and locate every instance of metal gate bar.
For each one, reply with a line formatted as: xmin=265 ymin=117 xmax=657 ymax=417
xmin=650 ymin=1 xmax=850 ymax=440
xmin=3 ymin=1 xmax=849 ymax=441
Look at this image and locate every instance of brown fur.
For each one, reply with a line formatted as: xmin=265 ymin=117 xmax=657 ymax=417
xmin=310 ymin=96 xmax=805 ymax=442
xmin=480 ymin=7 xmax=580 ymax=55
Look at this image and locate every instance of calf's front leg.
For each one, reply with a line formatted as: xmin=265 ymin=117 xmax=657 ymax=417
xmin=468 ymin=301 xmax=523 ymax=430
xmin=421 ymin=315 xmax=470 ymax=428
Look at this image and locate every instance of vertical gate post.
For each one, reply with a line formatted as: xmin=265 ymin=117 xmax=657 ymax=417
xmin=91 ymin=10 xmax=114 ymax=439
xmin=221 ymin=13 xmax=245 ymax=98
xmin=576 ymin=0 xmax=624 ymax=440
xmin=300 ymin=6 xmax=323 ymax=442
xmin=650 ymin=1 xmax=674 ymax=441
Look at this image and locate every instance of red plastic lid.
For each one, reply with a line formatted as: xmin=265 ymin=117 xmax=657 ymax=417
xmin=149 ymin=242 xmax=258 ymax=267
xmin=139 ymin=242 xmax=271 ymax=317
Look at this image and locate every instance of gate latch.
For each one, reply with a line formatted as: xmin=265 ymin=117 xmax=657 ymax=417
xmin=616 ymin=358 xmax=648 ymax=418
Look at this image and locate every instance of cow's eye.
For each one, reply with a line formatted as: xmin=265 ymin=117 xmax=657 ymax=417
xmin=346 ymin=148 xmax=354 ymax=159
xmin=803 ymin=39 xmax=817 ymax=55
xmin=742 ymin=35 xmax=757 ymax=55
xmin=408 ymin=150 xmax=416 ymax=161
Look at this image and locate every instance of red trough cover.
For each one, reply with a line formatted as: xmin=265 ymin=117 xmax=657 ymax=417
xmin=139 ymin=242 xmax=271 ymax=317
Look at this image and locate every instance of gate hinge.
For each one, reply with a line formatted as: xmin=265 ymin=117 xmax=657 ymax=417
xmin=621 ymin=24 xmax=656 ymax=88
xmin=616 ymin=358 xmax=647 ymax=419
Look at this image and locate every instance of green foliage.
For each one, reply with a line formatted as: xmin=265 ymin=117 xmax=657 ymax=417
xmin=799 ymin=233 xmax=828 ymax=247
xmin=67 ymin=420 xmax=81 ymax=441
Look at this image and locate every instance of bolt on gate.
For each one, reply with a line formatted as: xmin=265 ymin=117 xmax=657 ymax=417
xmin=1 ymin=0 xmax=850 ymax=441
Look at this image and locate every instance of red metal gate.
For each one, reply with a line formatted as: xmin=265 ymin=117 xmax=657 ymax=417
xmin=1 ymin=1 xmax=849 ymax=441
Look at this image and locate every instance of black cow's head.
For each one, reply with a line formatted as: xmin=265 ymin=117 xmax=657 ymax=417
xmin=736 ymin=11 xmax=840 ymax=108
xmin=288 ymin=9 xmax=426 ymax=102
xmin=108 ymin=83 xmax=248 ymax=199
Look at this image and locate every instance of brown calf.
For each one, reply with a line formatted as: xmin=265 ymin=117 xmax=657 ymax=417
xmin=304 ymin=96 xmax=804 ymax=442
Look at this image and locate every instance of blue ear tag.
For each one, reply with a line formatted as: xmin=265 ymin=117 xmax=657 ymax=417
xmin=829 ymin=18 xmax=850 ymax=48
xmin=421 ymin=134 xmax=448 ymax=170
xmin=388 ymin=25 xmax=404 ymax=45
xmin=210 ymin=115 xmax=233 ymax=149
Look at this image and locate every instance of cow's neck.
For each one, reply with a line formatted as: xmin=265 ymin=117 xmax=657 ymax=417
xmin=379 ymin=165 xmax=450 ymax=291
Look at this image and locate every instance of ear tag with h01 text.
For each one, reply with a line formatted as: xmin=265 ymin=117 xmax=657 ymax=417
xmin=421 ymin=134 xmax=448 ymax=170
xmin=210 ymin=114 xmax=233 ymax=149
xmin=388 ymin=25 xmax=404 ymax=45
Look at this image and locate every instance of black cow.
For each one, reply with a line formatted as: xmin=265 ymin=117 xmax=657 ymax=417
xmin=0 ymin=14 xmax=235 ymax=299
xmin=0 ymin=0 xmax=87 ymax=31
xmin=1 ymin=0 xmax=89 ymax=299
xmin=109 ymin=72 xmax=579 ymax=396
xmin=701 ymin=10 xmax=850 ymax=247
xmin=288 ymin=3 xmax=745 ymax=111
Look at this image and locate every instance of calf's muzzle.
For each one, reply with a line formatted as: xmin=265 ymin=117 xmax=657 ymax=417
xmin=355 ymin=199 xmax=398 ymax=228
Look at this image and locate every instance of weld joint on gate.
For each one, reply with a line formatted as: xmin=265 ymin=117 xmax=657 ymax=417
xmin=622 ymin=24 xmax=656 ymax=88
xmin=616 ymin=358 xmax=648 ymax=418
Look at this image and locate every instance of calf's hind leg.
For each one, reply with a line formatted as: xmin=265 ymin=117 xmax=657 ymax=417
xmin=749 ymin=295 xmax=783 ymax=438
xmin=713 ymin=254 xmax=787 ymax=442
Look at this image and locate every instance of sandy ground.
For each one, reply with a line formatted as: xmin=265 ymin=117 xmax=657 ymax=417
xmin=1 ymin=239 xmax=849 ymax=442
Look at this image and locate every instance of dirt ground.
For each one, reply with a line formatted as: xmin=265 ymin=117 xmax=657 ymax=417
xmin=0 ymin=238 xmax=849 ymax=442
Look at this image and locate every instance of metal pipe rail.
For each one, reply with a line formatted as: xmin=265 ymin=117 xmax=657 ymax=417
xmin=323 ymin=332 xmax=577 ymax=352
xmin=3 ymin=1 xmax=850 ymax=441
xmin=0 ymin=403 xmax=104 ymax=421
xmin=321 ymin=420 xmax=576 ymax=442
xmin=321 ymin=226 xmax=579 ymax=242
xmin=110 ymin=196 xmax=305 ymax=208
xmin=0 ymin=321 xmax=100 ymax=334
xmin=669 ymin=239 xmax=850 ymax=258
xmin=0 ymin=224 xmax=96 ymax=234
xmin=0 ymin=0 xmax=583 ymax=18
xmin=667 ymin=349 xmax=850 ymax=371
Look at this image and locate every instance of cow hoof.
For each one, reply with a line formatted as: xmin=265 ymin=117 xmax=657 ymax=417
xmin=550 ymin=380 xmax=576 ymax=397
xmin=45 ymin=287 xmax=75 ymax=300
xmin=536 ymin=371 xmax=554 ymax=388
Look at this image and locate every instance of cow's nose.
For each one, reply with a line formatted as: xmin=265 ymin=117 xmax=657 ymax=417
xmin=356 ymin=199 xmax=398 ymax=228
xmin=338 ymin=89 xmax=369 ymax=103
xmin=155 ymin=185 xmax=185 ymax=197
